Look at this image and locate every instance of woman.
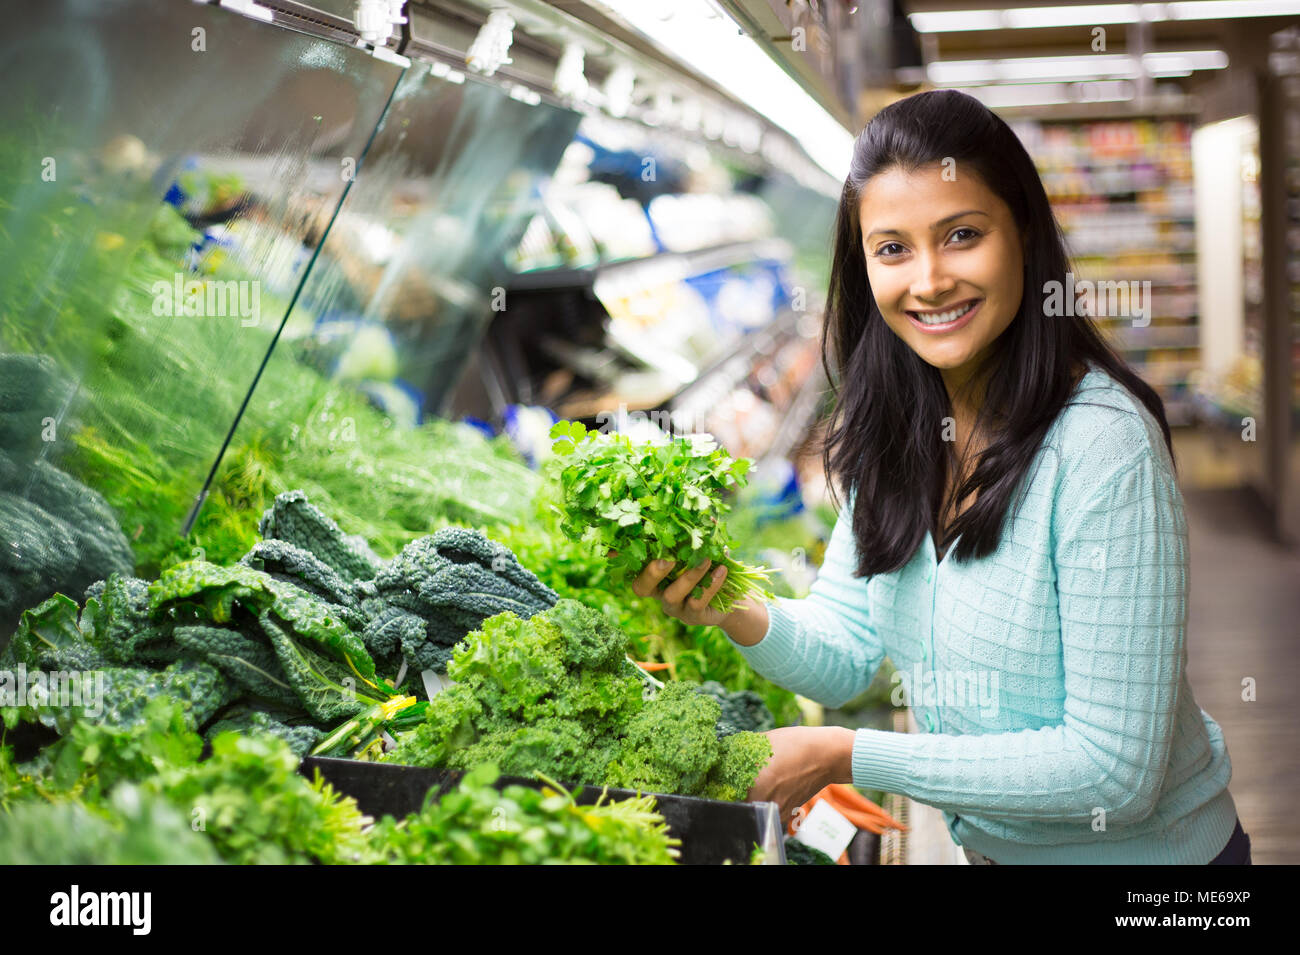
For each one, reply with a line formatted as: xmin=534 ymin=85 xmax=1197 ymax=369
xmin=628 ymin=89 xmax=1250 ymax=864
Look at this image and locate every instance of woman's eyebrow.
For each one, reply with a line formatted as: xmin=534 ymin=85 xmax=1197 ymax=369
xmin=864 ymin=209 xmax=990 ymax=242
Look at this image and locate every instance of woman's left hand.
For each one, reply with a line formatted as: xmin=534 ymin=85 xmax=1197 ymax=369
xmin=747 ymin=725 xmax=857 ymax=828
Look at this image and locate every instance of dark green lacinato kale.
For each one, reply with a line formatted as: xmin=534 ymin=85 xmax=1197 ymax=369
xmin=172 ymin=625 xmax=299 ymax=706
xmin=358 ymin=603 xmax=421 ymax=659
xmin=694 ymin=681 xmax=776 ymax=738
xmin=381 ymin=599 xmax=773 ymax=801
xmin=82 ymin=575 xmax=179 ymax=665
xmin=147 ymin=560 xmax=376 ymax=683
xmin=259 ymin=614 xmax=374 ymax=724
xmin=0 ymin=593 xmax=107 ymax=673
xmin=0 ymin=353 xmax=74 ymax=459
xmin=0 ymin=354 xmax=133 ymax=629
xmin=0 ymin=492 xmax=80 ymax=628
xmin=204 ymin=705 xmax=323 ymax=758
xmin=239 ymin=538 xmax=362 ymax=622
xmin=16 ymin=658 xmax=237 ymax=735
xmin=361 ymin=526 xmax=559 ymax=674
xmin=257 ymin=489 xmax=384 ymax=584
xmin=22 ymin=460 xmax=134 ymax=593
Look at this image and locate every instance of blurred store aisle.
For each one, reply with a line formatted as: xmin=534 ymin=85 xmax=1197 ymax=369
xmin=1181 ymin=483 xmax=1300 ymax=865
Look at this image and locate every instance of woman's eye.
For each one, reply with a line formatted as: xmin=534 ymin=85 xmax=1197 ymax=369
xmin=875 ymin=242 xmax=904 ymax=258
xmin=950 ymin=227 xmax=980 ymax=243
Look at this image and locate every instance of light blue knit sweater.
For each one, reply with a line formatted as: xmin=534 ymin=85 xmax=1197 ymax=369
xmin=734 ymin=364 xmax=1238 ymax=864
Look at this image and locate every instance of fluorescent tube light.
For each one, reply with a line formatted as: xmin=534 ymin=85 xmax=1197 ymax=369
xmin=928 ymin=49 xmax=1226 ymax=84
xmin=595 ymin=0 xmax=854 ymax=180
xmin=912 ymin=0 xmax=1300 ymax=33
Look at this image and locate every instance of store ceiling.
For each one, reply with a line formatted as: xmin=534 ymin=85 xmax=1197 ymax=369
xmin=894 ymin=0 xmax=1300 ymax=119
xmin=902 ymin=1 xmax=1294 ymax=80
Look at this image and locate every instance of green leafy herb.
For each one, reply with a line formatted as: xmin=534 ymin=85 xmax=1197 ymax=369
xmin=548 ymin=421 xmax=773 ymax=614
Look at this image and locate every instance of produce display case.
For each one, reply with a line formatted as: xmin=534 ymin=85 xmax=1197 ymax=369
xmin=302 ymin=756 xmax=787 ymax=865
xmin=0 ymin=0 xmax=850 ymax=867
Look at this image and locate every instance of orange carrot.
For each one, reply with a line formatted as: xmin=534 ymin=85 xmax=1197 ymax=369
xmin=827 ymin=784 xmax=908 ymax=830
xmin=831 ymin=806 xmax=888 ymax=834
xmin=632 ymin=661 xmax=673 ymax=672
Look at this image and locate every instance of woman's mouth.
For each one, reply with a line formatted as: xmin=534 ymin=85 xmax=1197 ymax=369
xmin=906 ymin=299 xmax=981 ymax=333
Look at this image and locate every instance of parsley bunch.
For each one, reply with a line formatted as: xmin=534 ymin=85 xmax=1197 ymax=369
xmin=548 ymin=422 xmax=773 ymax=615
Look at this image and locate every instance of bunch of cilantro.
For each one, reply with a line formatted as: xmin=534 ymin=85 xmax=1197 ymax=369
xmin=382 ymin=599 xmax=773 ymax=801
xmin=548 ymin=421 xmax=774 ymax=615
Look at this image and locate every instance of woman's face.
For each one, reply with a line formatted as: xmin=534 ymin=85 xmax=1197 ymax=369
xmin=857 ymin=163 xmax=1024 ymax=391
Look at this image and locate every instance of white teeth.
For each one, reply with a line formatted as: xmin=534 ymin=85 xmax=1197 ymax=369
xmin=912 ymin=301 xmax=976 ymax=325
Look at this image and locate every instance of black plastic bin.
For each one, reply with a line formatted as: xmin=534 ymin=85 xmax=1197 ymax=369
xmin=301 ymin=755 xmax=786 ymax=865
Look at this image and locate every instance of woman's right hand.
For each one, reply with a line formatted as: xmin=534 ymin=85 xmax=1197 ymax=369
xmin=613 ymin=551 xmax=770 ymax=645
xmin=629 ymin=557 xmax=731 ymax=628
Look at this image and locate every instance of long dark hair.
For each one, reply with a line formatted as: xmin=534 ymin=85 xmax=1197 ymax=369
xmin=820 ymin=88 xmax=1175 ymax=576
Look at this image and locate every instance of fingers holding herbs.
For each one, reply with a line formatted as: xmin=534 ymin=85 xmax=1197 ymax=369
xmin=627 ymin=557 xmax=730 ymax=627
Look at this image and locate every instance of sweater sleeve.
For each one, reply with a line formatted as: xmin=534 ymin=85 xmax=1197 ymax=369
xmin=848 ymin=446 xmax=1187 ymax=827
xmin=729 ymin=492 xmax=886 ymax=708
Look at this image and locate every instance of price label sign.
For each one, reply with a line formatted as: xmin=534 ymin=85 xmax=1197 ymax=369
xmin=791 ymin=799 xmax=857 ymax=861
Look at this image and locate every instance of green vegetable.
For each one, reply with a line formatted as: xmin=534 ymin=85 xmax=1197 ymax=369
xmin=381 ymin=599 xmax=773 ymax=800
xmin=695 ymin=680 xmax=776 ymax=737
xmin=8 ymin=657 xmax=236 ymax=735
xmin=83 ymin=575 xmax=178 ymax=665
xmin=548 ymin=420 xmax=774 ymax=614
xmin=256 ymin=489 xmax=383 ymax=584
xmin=172 ymin=624 xmax=299 ymax=706
xmin=260 ymin=614 xmax=378 ymax=724
xmin=0 ymin=786 xmax=223 ymax=865
xmin=362 ymin=526 xmax=559 ymax=673
xmin=495 ymin=471 xmax=802 ymax=727
xmin=204 ymin=706 xmax=323 ymax=758
xmin=140 ymin=730 xmax=374 ymax=865
xmin=783 ymin=837 xmax=836 ymax=865
xmin=0 ymin=593 xmax=107 ymax=672
xmin=22 ymin=460 xmax=134 ymax=590
xmin=369 ymin=763 xmax=680 ymax=865
xmin=148 ymin=560 xmax=376 ymax=683
xmin=239 ymin=537 xmax=363 ymax=622
xmin=0 ymin=492 xmax=80 ymax=627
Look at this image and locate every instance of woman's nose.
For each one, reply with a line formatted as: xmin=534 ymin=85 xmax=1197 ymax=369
xmin=909 ymin=248 xmax=956 ymax=301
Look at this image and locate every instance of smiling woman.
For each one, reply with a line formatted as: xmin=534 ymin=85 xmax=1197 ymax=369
xmin=667 ymin=88 xmax=1250 ymax=865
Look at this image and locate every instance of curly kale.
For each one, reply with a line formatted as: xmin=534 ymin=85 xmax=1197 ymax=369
xmin=257 ymin=489 xmax=383 ymax=584
xmin=605 ymin=682 xmax=722 ymax=795
xmin=381 ymin=599 xmax=772 ymax=800
xmin=700 ymin=730 xmax=774 ymax=802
